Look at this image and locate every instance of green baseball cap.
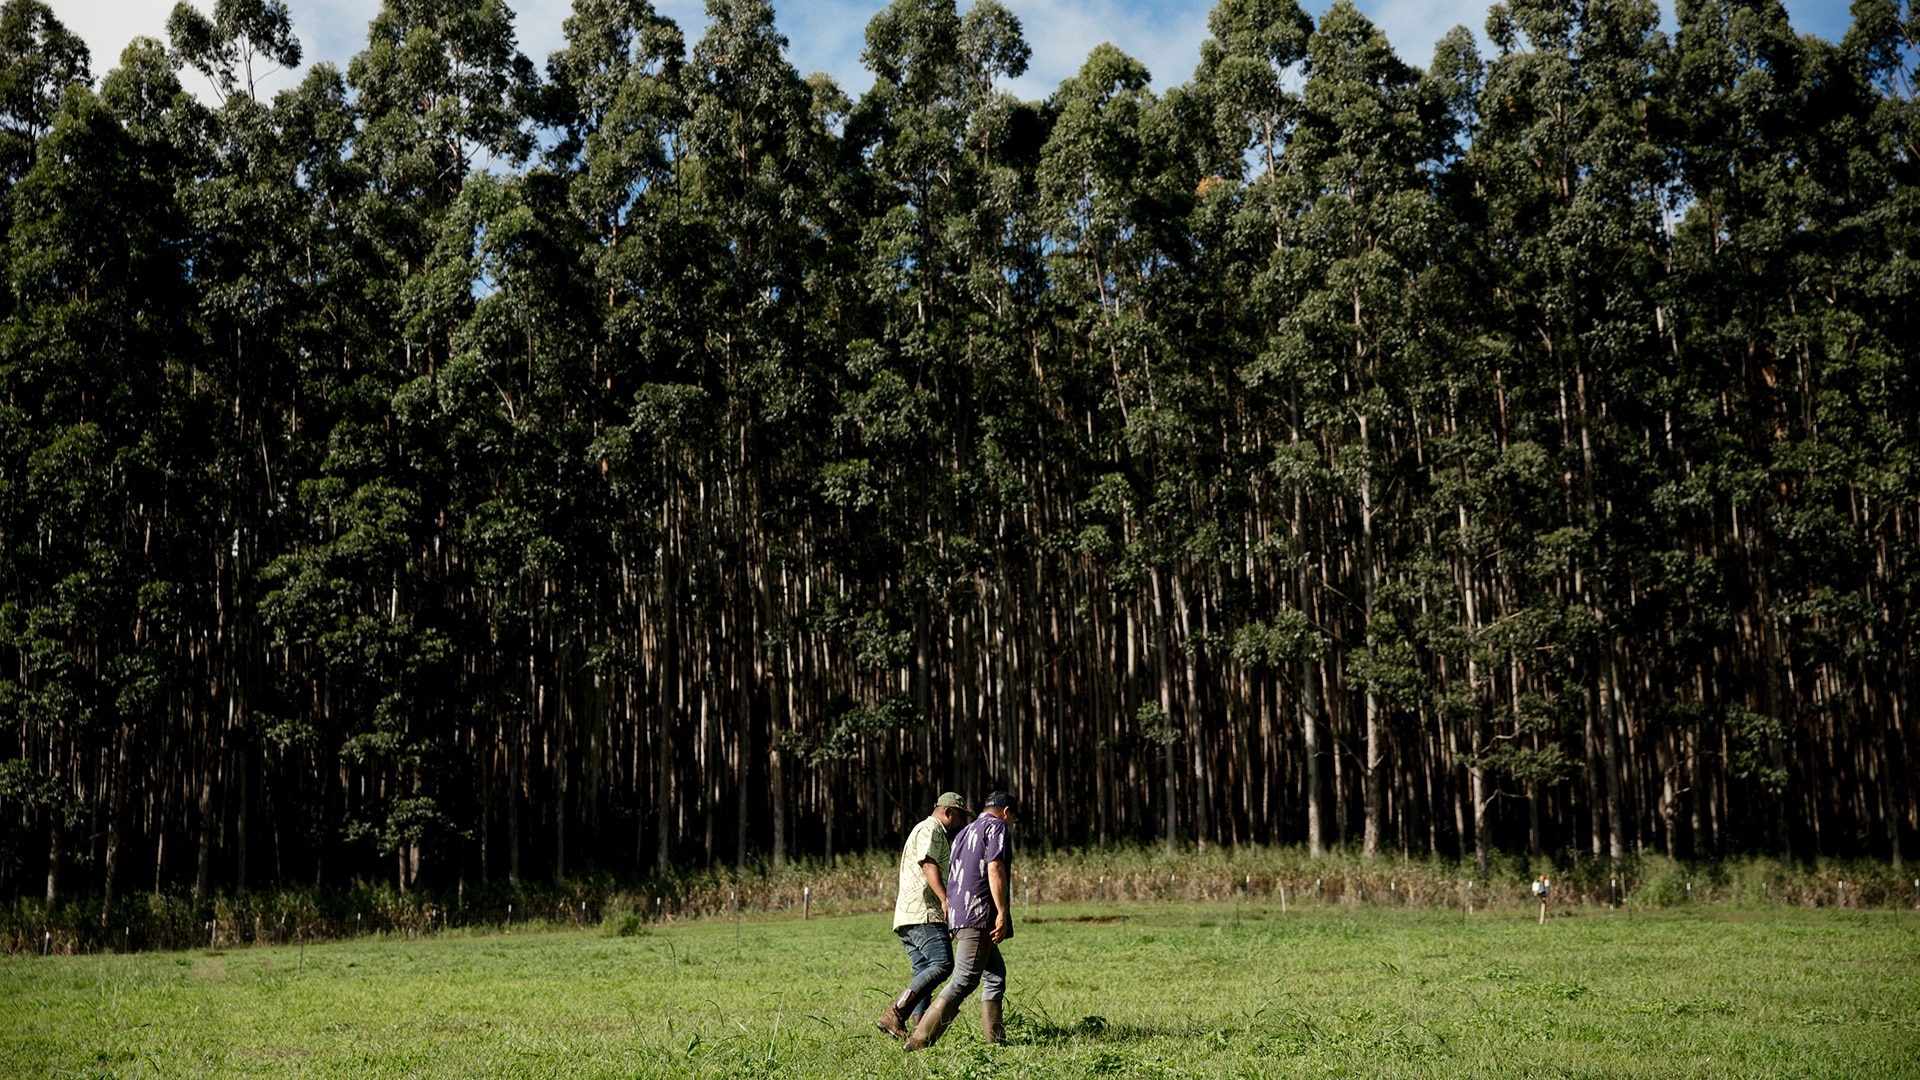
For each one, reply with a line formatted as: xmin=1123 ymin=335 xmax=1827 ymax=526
xmin=934 ymin=792 xmax=974 ymax=814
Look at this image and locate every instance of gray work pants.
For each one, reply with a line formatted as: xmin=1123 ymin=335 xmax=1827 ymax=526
xmin=939 ymin=927 xmax=1005 ymax=1003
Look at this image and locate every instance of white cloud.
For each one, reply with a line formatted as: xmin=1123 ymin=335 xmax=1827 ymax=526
xmin=48 ymin=0 xmax=377 ymax=100
xmin=995 ymin=0 xmax=1213 ymax=97
xmin=763 ymin=0 xmax=875 ymax=85
xmin=1356 ymin=0 xmax=1485 ymax=68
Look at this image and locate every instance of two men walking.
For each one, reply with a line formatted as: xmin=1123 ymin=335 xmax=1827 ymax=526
xmin=877 ymin=788 xmax=1018 ymax=1051
xmin=877 ymin=791 xmax=971 ymax=1038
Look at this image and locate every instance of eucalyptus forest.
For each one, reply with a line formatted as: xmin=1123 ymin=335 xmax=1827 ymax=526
xmin=0 ymin=0 xmax=1914 ymax=914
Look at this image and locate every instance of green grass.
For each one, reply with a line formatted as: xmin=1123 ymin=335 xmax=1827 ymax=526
xmin=4 ymin=902 xmax=1916 ymax=1078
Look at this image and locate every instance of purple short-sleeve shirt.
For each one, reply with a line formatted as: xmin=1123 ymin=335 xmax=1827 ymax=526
xmin=945 ymin=813 xmax=1011 ymax=934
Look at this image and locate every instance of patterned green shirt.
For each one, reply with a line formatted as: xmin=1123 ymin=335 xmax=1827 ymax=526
xmin=892 ymin=815 xmax=952 ymax=929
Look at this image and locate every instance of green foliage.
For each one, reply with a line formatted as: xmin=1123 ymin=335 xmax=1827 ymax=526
xmin=0 ymin=0 xmax=1912 ymax=912
xmin=0 ymin=0 xmax=91 ymax=187
xmin=1230 ymin=609 xmax=1321 ymax=668
xmin=166 ymin=0 xmax=301 ymax=102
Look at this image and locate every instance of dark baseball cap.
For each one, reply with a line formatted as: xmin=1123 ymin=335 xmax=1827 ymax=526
xmin=983 ymin=790 xmax=1018 ymax=810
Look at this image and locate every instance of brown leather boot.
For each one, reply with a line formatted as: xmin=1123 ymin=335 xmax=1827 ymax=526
xmin=903 ymin=995 xmax=956 ymax=1052
xmin=981 ymin=997 xmax=1006 ymax=1044
xmin=875 ymin=988 xmax=918 ymax=1040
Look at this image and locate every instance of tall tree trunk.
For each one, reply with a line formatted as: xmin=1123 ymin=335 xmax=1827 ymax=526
xmin=101 ymin=721 xmax=131 ymax=924
xmin=771 ymin=563 xmax=790 ymax=871
xmin=736 ymin=661 xmax=750 ymax=869
xmin=1359 ymin=413 xmax=1382 ymax=860
xmin=234 ymin=709 xmax=248 ymax=896
xmin=1298 ymin=474 xmax=1324 ymax=859
xmin=656 ymin=497 xmax=678 ymax=876
xmin=45 ymin=815 xmax=60 ymax=909
xmin=1585 ymin=683 xmax=1605 ymax=858
xmin=507 ymin=717 xmax=522 ymax=885
xmin=479 ymin=721 xmax=491 ymax=885
xmin=1601 ymin=643 xmax=1628 ymax=865
xmin=194 ymin=758 xmax=214 ymax=902
xmin=1688 ymin=720 xmax=1705 ymax=857
xmin=1462 ymin=536 xmax=1487 ymax=878
xmin=1152 ymin=570 xmax=1177 ymax=853
xmin=554 ymin=697 xmax=569 ymax=884
xmin=1303 ymin=655 xmax=1323 ymax=858
xmin=1171 ymin=570 xmax=1208 ymax=851
xmin=1469 ymin=726 xmax=1488 ymax=879
xmin=770 ymin=747 xmax=786 ymax=870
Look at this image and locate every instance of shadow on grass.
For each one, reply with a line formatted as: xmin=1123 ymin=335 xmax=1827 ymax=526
xmin=1012 ymin=1013 xmax=1186 ymax=1045
xmin=1009 ymin=1004 xmax=1456 ymax=1064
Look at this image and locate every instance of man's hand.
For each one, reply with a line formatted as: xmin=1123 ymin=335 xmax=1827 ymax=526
xmin=987 ymin=858 xmax=1012 ymax=942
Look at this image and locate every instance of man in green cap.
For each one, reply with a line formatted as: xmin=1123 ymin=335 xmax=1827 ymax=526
xmin=905 ymin=790 xmax=1017 ymax=1050
xmin=875 ymin=791 xmax=973 ymax=1039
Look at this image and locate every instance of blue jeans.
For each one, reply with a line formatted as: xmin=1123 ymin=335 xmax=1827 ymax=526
xmin=896 ymin=923 xmax=953 ymax=1017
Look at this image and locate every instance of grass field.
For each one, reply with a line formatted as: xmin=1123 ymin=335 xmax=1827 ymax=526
xmin=4 ymin=901 xmax=1916 ymax=1078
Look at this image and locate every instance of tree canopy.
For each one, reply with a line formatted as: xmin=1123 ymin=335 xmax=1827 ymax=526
xmin=1 ymin=0 xmax=1914 ymax=906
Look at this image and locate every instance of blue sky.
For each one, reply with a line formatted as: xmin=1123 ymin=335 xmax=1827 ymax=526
xmin=55 ymin=0 xmax=1859 ymax=106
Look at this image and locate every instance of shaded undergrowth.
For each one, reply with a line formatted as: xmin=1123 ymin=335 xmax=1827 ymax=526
xmin=7 ymin=844 xmax=1916 ymax=955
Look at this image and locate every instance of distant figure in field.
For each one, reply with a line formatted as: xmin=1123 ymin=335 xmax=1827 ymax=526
xmin=876 ymin=791 xmax=974 ymax=1039
xmin=905 ymin=790 xmax=1017 ymax=1051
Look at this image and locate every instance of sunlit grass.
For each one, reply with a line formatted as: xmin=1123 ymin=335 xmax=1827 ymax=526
xmin=4 ymin=901 xmax=1916 ymax=1077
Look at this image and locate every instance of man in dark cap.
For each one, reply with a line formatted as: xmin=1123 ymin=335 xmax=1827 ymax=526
xmin=875 ymin=791 xmax=973 ymax=1039
xmin=905 ymin=790 xmax=1017 ymax=1051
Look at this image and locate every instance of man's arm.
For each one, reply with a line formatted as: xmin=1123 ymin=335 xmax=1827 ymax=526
xmin=987 ymin=858 xmax=1011 ymax=943
xmin=920 ymin=858 xmax=948 ymax=910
